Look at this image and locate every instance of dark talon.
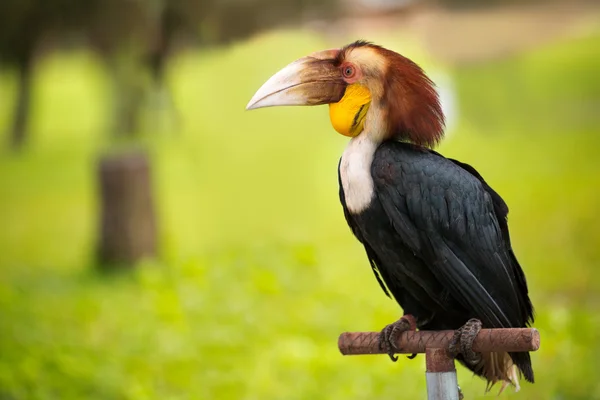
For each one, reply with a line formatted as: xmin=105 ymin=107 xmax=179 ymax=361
xmin=378 ymin=314 xmax=416 ymax=362
xmin=448 ymin=318 xmax=483 ymax=366
xmin=407 ymin=353 xmax=417 ymax=360
xmin=378 ymin=323 xmax=399 ymax=361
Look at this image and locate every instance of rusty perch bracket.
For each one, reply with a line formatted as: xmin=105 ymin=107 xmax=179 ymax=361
xmin=338 ymin=328 xmax=540 ymax=400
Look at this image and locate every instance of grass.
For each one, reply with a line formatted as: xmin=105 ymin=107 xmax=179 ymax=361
xmin=0 ymin=29 xmax=599 ymax=399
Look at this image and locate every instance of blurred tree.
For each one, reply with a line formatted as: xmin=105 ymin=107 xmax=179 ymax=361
xmin=0 ymin=0 xmax=340 ymax=267
xmin=0 ymin=0 xmax=44 ymax=150
xmin=98 ymin=151 xmax=157 ymax=266
xmin=0 ymin=0 xmax=95 ymax=149
xmin=85 ymin=0 xmax=163 ymax=267
xmin=86 ymin=0 xmax=156 ymax=138
xmin=89 ymin=0 xmax=338 ymax=267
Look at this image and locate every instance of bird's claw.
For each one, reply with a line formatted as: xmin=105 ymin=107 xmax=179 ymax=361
xmin=448 ymin=318 xmax=483 ymax=366
xmin=378 ymin=314 xmax=417 ymax=362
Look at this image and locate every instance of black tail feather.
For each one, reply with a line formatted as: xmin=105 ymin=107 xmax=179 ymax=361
xmin=511 ymin=351 xmax=534 ymax=383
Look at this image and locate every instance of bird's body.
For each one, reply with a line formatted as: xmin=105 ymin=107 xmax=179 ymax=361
xmin=247 ymin=40 xmax=535 ymax=392
xmin=339 ymin=139 xmax=534 ymax=385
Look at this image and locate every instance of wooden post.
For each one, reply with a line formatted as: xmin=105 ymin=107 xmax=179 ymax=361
xmin=338 ymin=328 xmax=540 ymax=399
xmin=97 ymin=150 xmax=157 ymax=267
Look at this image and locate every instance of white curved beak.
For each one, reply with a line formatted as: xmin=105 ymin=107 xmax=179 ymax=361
xmin=246 ymin=49 xmax=346 ymax=110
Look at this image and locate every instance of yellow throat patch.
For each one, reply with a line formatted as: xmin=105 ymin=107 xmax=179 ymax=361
xmin=328 ymin=84 xmax=371 ymax=137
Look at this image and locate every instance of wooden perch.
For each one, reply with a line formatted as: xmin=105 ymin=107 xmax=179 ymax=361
xmin=338 ymin=328 xmax=540 ymax=356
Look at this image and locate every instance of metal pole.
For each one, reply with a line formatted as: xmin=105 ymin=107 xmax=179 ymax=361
xmin=425 ymin=348 xmax=459 ymax=400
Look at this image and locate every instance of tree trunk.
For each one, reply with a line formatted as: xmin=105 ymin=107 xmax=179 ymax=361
xmin=104 ymin=54 xmax=145 ymax=139
xmin=97 ymin=150 xmax=157 ymax=267
xmin=10 ymin=59 xmax=32 ymax=150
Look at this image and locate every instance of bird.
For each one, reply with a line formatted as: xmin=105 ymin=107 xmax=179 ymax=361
xmin=246 ymin=40 xmax=535 ymax=391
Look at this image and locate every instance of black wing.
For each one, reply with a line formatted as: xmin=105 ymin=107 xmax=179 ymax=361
xmin=447 ymin=157 xmax=533 ymax=324
xmin=371 ymin=142 xmax=533 ymax=329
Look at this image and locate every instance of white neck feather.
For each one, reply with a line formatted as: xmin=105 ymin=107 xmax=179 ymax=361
xmin=339 ymin=103 xmax=385 ymax=214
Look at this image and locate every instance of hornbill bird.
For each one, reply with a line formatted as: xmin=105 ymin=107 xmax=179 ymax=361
xmin=246 ymin=41 xmax=535 ymax=391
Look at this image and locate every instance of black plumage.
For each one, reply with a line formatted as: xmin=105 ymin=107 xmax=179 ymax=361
xmin=339 ymin=141 xmax=534 ymax=382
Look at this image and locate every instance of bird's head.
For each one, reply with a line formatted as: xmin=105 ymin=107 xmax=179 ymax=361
xmin=246 ymin=41 xmax=445 ymax=147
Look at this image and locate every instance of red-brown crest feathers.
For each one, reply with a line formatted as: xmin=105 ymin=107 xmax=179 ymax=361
xmin=342 ymin=41 xmax=446 ymax=148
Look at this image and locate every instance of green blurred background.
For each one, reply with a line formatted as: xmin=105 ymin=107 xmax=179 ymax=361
xmin=1 ymin=0 xmax=599 ymax=398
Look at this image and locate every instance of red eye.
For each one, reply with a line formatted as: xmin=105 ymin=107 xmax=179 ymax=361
xmin=342 ymin=64 xmax=355 ymax=79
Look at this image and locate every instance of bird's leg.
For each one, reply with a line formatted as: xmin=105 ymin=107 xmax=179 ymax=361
xmin=378 ymin=314 xmax=417 ymax=362
xmin=448 ymin=318 xmax=483 ymax=366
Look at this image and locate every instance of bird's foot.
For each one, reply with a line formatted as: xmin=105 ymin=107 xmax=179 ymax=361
xmin=448 ymin=318 xmax=483 ymax=366
xmin=378 ymin=314 xmax=417 ymax=362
